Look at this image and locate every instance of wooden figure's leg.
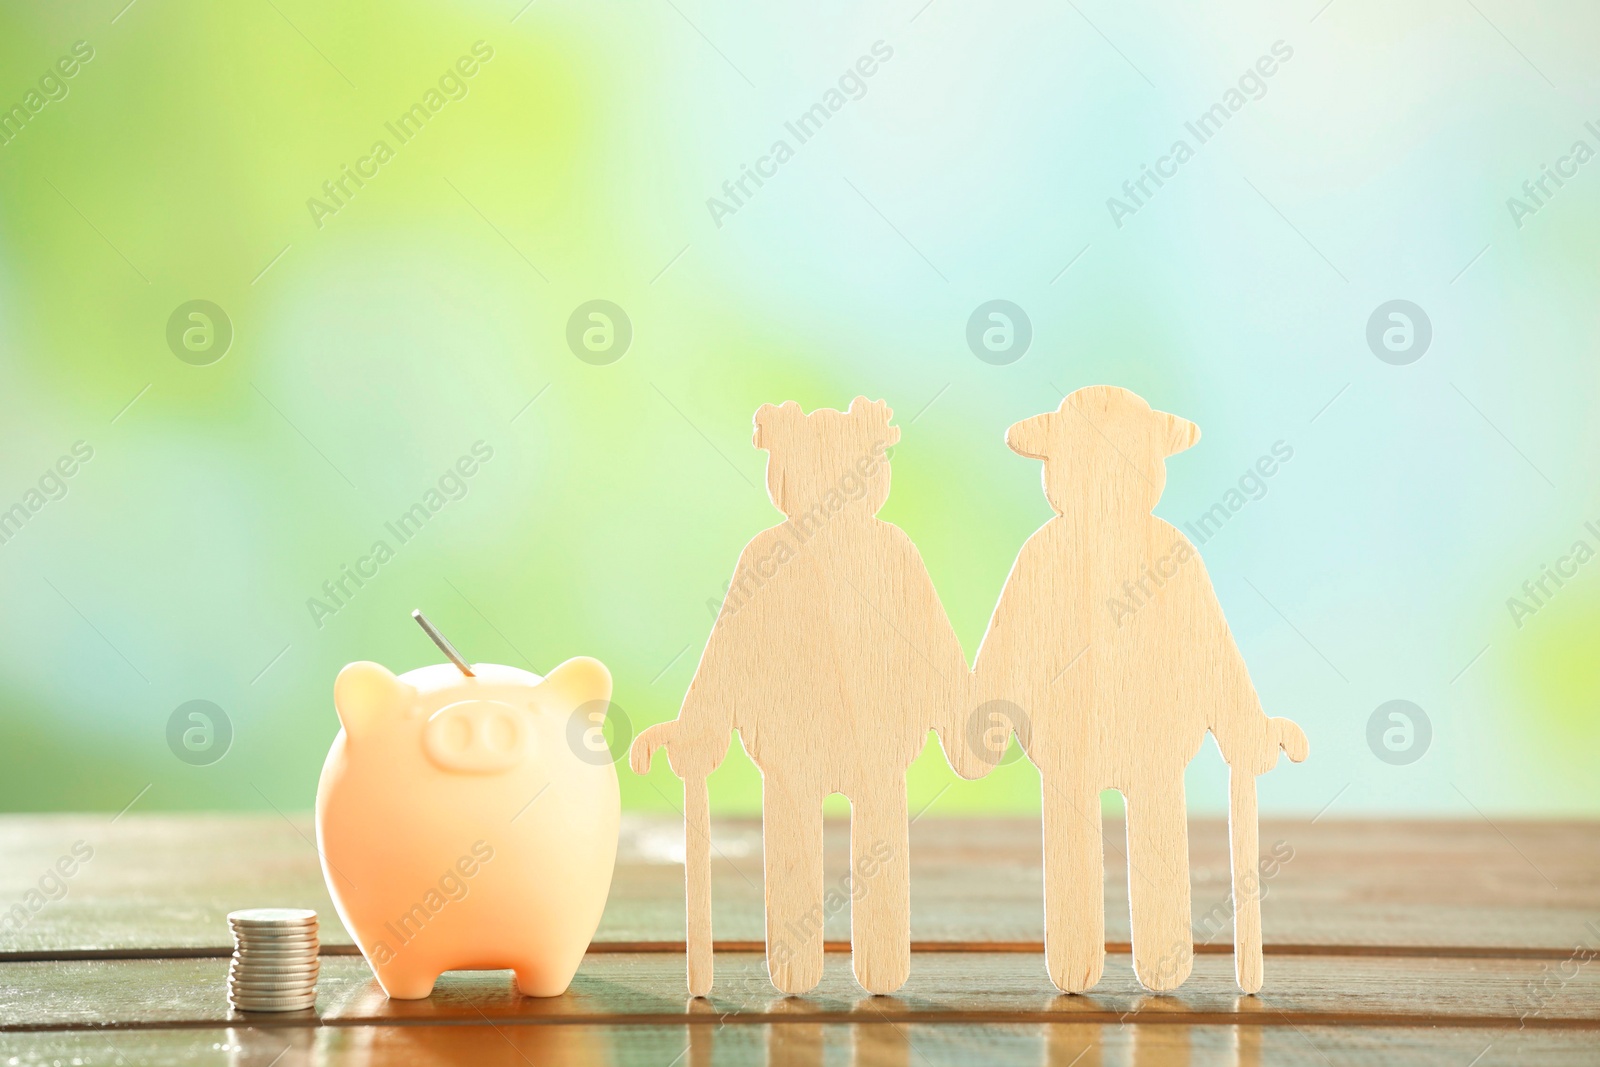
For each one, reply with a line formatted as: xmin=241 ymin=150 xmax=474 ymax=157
xmin=1042 ymin=777 xmax=1104 ymax=993
xmin=763 ymin=776 xmax=826 ymax=995
xmin=1126 ymin=776 xmax=1193 ymax=993
xmin=849 ymin=781 xmax=910 ymax=995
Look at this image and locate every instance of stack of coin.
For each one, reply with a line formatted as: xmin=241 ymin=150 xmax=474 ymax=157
xmin=227 ymin=908 xmax=319 ymax=1012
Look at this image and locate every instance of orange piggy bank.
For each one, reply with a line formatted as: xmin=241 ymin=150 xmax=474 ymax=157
xmin=315 ymin=657 xmax=619 ymax=999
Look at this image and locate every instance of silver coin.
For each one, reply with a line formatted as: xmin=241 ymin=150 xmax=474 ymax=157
xmin=229 ymin=998 xmax=318 ymax=1012
xmin=232 ymin=922 xmax=317 ymax=931
xmin=229 ymin=981 xmax=319 ymax=995
xmin=228 ymin=908 xmax=318 ymax=925
xmin=233 ymin=941 xmax=318 ymax=951
xmin=233 ymin=930 xmax=318 ymax=939
xmin=231 ymin=928 xmax=319 ymax=938
xmin=230 ymin=966 xmax=320 ymax=979
xmin=230 ymin=991 xmax=316 ymax=1004
xmin=230 ymin=983 xmax=319 ymax=996
xmin=231 ymin=959 xmax=319 ymax=971
xmin=229 ymin=968 xmax=318 ymax=981
xmin=231 ymin=926 xmax=318 ymax=938
xmin=228 ymin=988 xmax=319 ymax=1002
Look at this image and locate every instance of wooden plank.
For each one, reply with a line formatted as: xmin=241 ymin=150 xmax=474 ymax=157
xmin=0 ymin=1022 xmax=1590 ymax=1067
xmin=3 ymin=814 xmax=1595 ymax=956
xmin=2 ymin=952 xmax=1596 ymax=1032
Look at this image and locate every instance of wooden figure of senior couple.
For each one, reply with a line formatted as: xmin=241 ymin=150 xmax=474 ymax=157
xmin=630 ymin=387 xmax=1309 ymax=998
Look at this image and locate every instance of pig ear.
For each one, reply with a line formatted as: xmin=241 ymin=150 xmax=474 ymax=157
xmin=333 ymin=661 xmax=415 ymax=736
xmin=539 ymin=656 xmax=613 ymax=711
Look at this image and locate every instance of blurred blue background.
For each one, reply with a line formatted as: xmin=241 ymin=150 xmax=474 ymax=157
xmin=0 ymin=0 xmax=1595 ymax=817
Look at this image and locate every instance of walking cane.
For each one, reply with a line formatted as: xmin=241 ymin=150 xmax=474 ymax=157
xmin=632 ymin=726 xmax=716 ymax=996
xmin=1228 ymin=765 xmax=1263 ymax=994
xmin=683 ymin=772 xmax=714 ymax=997
xmin=1230 ymin=718 xmax=1309 ymax=994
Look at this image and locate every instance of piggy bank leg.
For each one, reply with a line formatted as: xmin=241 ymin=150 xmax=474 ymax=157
xmin=762 ymin=775 xmax=825 ymax=995
xmin=1042 ymin=776 xmax=1105 ymax=993
xmin=848 ymin=782 xmax=910 ymax=995
xmin=371 ymin=960 xmax=440 ymax=1000
xmin=1125 ymin=775 xmax=1193 ymax=992
xmin=513 ymin=960 xmax=576 ymax=998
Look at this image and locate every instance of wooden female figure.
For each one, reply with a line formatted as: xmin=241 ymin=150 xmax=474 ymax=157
xmin=633 ymin=398 xmax=977 ymax=996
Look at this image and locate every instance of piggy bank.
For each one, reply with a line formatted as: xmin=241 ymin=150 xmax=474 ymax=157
xmin=314 ymin=657 xmax=619 ymax=999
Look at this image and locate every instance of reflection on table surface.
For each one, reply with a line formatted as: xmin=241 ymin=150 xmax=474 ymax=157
xmin=216 ymin=1005 xmax=1264 ymax=1067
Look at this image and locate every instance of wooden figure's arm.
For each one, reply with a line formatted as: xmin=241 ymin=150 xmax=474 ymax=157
xmin=877 ymin=527 xmax=989 ymax=780
xmin=631 ymin=542 xmax=772 ymax=782
xmin=968 ymin=541 xmax=1049 ymax=767
xmin=1176 ymin=551 xmax=1309 ymax=776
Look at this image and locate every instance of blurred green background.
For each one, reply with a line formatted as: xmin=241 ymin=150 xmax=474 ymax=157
xmin=0 ymin=0 xmax=1595 ymax=818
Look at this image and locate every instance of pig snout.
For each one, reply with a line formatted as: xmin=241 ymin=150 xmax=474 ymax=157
xmin=423 ymin=700 xmax=530 ymax=773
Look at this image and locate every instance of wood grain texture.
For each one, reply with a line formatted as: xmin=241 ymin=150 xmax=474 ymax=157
xmin=3 ymin=952 xmax=1596 ymax=1032
xmin=5 ymin=813 xmax=1597 ymax=1064
xmin=974 ymin=387 xmax=1307 ymax=996
xmin=3 ymin=1024 xmax=1593 ymax=1067
xmin=3 ymin=815 xmax=1596 ymax=957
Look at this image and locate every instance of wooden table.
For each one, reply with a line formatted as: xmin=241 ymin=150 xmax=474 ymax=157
xmin=2 ymin=814 xmax=1596 ymax=1064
